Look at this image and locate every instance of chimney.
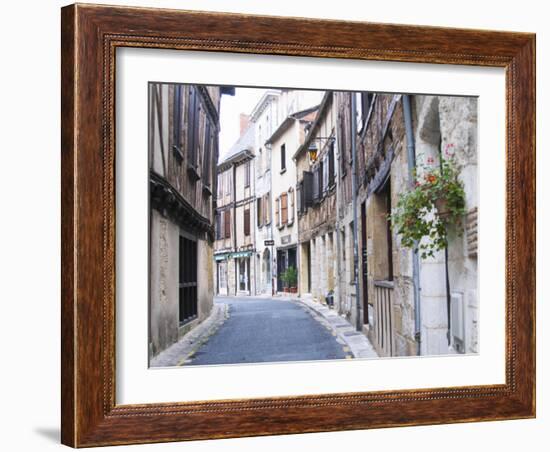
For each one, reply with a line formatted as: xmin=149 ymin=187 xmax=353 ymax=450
xmin=239 ymin=113 xmax=250 ymax=136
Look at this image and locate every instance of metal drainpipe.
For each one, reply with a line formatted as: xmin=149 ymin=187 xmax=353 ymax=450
xmin=402 ymin=95 xmax=422 ymax=356
xmin=233 ymin=163 xmax=238 ymax=296
xmin=351 ymin=94 xmax=362 ymax=331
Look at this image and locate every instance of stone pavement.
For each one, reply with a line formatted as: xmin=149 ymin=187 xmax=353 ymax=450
xmin=289 ymin=296 xmax=379 ymax=359
xmin=150 ymin=302 xmax=229 ymax=367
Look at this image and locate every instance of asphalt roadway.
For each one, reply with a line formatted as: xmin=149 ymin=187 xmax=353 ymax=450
xmin=188 ymin=296 xmax=347 ymax=365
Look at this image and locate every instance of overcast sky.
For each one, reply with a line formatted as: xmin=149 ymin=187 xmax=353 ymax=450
xmin=218 ymin=87 xmax=267 ymax=162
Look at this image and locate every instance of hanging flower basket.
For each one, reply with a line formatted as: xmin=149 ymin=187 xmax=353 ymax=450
xmin=390 ymin=147 xmax=466 ymax=259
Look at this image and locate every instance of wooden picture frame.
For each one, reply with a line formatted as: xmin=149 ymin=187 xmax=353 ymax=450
xmin=61 ymin=3 xmax=535 ymax=447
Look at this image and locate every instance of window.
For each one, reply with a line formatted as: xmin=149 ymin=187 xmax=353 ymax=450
xmin=244 ymin=161 xmax=251 ymax=187
xmin=187 ymin=85 xmax=200 ymax=169
xmin=280 ymin=144 xmax=286 ymax=172
xmin=257 ymin=198 xmax=263 ymax=227
xmin=244 ymin=208 xmax=251 ymax=236
xmin=225 ymin=170 xmax=232 ymax=197
xmin=172 ymin=85 xmax=183 ymax=157
xmin=281 ymin=193 xmax=288 ymax=225
xmin=179 ymin=236 xmax=198 ymax=324
xmin=224 ymin=209 xmax=231 ymax=239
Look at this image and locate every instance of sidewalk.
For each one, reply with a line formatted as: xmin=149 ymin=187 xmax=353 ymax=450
xmin=150 ymin=302 xmax=229 ymax=367
xmin=290 ymin=296 xmax=379 ymax=359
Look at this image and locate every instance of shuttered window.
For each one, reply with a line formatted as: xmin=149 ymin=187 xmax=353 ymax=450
xmin=275 ymin=196 xmax=280 ymax=227
xmin=179 ymin=236 xmax=198 ymax=324
xmin=281 ymin=193 xmax=288 ymax=225
xmin=244 ymin=208 xmax=250 ymax=236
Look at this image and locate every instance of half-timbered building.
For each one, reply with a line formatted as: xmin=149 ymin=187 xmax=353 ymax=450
xmin=148 ymin=83 xmax=233 ymax=358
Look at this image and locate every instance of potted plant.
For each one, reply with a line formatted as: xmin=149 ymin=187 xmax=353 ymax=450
xmin=390 ymin=146 xmax=466 ymax=259
xmin=281 ymin=266 xmax=298 ymax=293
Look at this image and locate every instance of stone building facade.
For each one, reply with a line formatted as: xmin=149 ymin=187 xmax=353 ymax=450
xmin=266 ymin=106 xmax=318 ymax=294
xmin=343 ymin=92 xmax=479 ymax=357
xmin=148 ymin=83 xmax=232 ymax=358
xmin=250 ymin=90 xmax=280 ymax=296
xmin=213 ymin=125 xmax=256 ymax=296
xmin=294 ymin=92 xmax=338 ymax=304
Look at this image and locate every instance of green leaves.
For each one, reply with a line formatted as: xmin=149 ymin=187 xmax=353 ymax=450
xmin=390 ymin=153 xmax=466 ymax=258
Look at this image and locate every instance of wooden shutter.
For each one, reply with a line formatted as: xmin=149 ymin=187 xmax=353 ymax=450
xmin=246 ymin=161 xmax=251 ymax=187
xmin=297 ymin=182 xmax=302 ymax=214
xmin=265 ymin=193 xmax=271 ymax=224
xmin=281 ymin=193 xmax=288 ymax=225
xmin=173 ymin=85 xmax=182 ymax=150
xmin=339 ymin=113 xmax=347 ymax=177
xmin=328 ymin=142 xmax=335 ymax=187
xmin=215 ymin=213 xmax=221 ymax=240
xmin=187 ymin=86 xmax=200 ymax=168
xmin=322 ymin=155 xmax=328 ymax=194
xmin=244 ymin=208 xmax=251 ymax=236
xmin=203 ymin=120 xmax=212 ymax=186
xmin=275 ymin=196 xmax=280 ymax=227
xmin=224 ymin=209 xmax=231 ymax=239
xmin=289 ymin=190 xmax=294 ymax=223
xmin=312 ymin=167 xmax=319 ymax=202
xmin=304 ymin=171 xmax=313 ymax=207
xmin=257 ymin=198 xmax=262 ymax=227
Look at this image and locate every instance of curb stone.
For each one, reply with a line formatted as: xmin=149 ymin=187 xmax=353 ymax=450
xmin=291 ymin=297 xmax=379 ymax=359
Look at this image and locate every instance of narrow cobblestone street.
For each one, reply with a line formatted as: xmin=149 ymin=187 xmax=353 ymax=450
xmin=184 ymin=296 xmax=350 ymax=365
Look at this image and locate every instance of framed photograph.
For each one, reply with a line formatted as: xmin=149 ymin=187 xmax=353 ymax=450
xmin=61 ymin=3 xmax=535 ymax=447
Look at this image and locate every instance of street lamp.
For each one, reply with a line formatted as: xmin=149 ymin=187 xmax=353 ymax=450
xmin=308 ymin=136 xmax=335 ymax=163
xmin=308 ymin=143 xmax=318 ymax=162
